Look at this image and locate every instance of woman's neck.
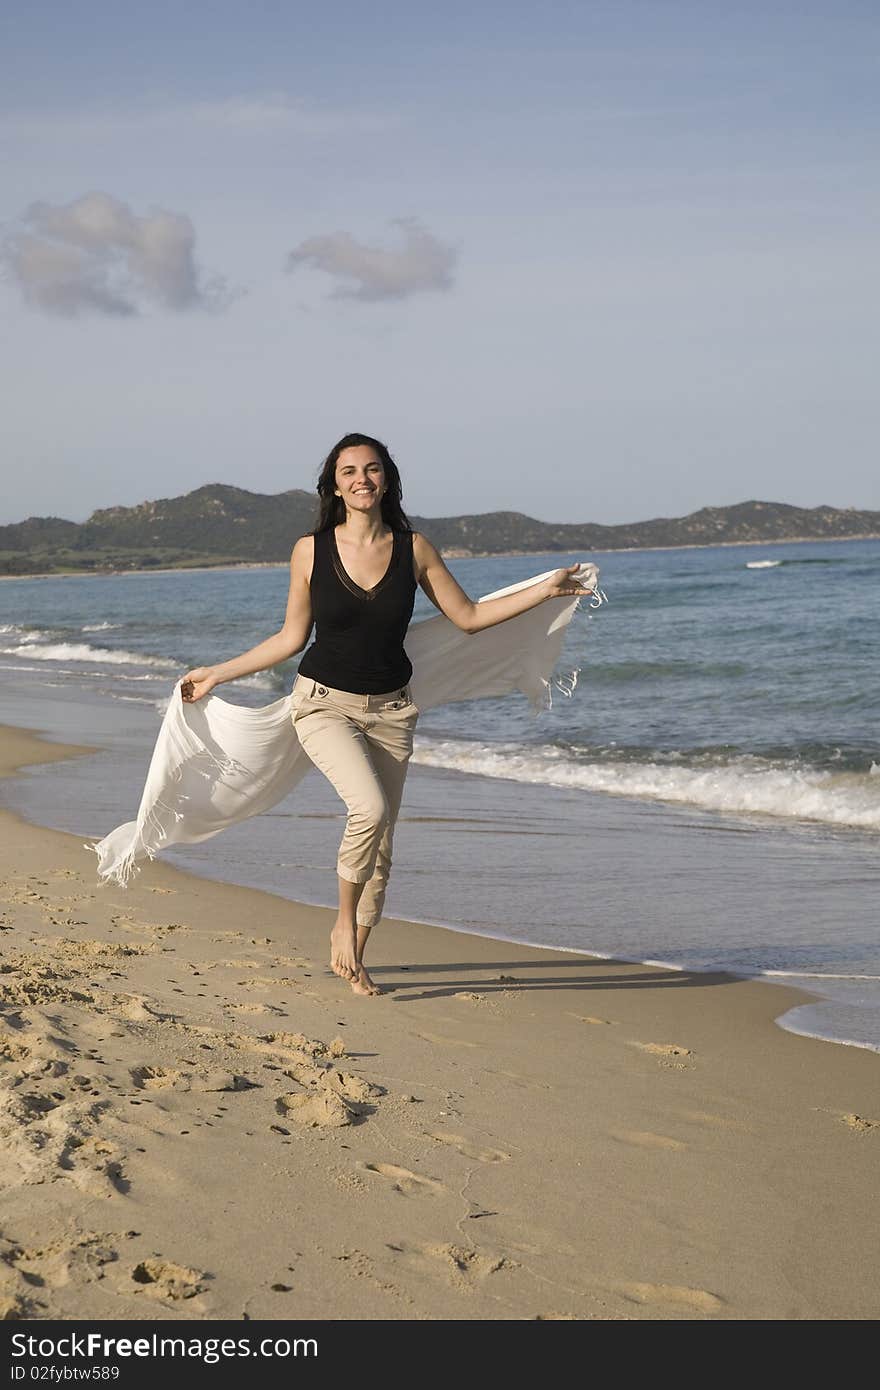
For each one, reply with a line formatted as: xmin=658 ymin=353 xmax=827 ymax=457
xmin=337 ymin=513 xmax=390 ymax=545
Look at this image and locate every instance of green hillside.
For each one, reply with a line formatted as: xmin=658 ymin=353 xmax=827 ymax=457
xmin=1 ymin=486 xmax=877 ymax=576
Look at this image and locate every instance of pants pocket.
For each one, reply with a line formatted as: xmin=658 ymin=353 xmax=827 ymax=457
xmin=291 ymin=692 xmax=317 ymax=723
xmin=381 ymin=698 xmax=419 ymax=718
xmin=381 ymin=687 xmax=418 ymax=715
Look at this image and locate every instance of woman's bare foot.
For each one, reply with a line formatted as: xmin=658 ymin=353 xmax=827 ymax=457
xmin=350 ymin=963 xmax=381 ymax=996
xmin=330 ymin=917 xmax=358 ymax=981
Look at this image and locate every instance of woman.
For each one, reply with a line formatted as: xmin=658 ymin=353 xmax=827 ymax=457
xmin=180 ymin=432 xmax=593 ymax=997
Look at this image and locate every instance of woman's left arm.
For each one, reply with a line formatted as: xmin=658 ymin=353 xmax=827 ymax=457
xmin=413 ymin=533 xmax=593 ymax=635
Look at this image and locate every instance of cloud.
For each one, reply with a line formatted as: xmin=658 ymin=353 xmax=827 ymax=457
xmin=186 ymin=95 xmax=394 ymax=135
xmin=286 ymin=217 xmax=458 ymax=302
xmin=2 ymin=191 xmax=228 ymax=317
xmin=0 ymin=94 xmax=395 ymax=141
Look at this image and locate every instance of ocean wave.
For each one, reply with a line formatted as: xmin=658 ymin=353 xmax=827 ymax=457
xmin=411 ymin=737 xmax=880 ymax=830
xmin=774 ymin=1015 xmax=880 ymax=1054
xmin=82 ymin=621 xmax=122 ymax=632
xmin=0 ymin=641 xmax=176 ymax=669
xmin=236 ymin=672 xmax=278 ymax=692
xmin=761 ymin=971 xmax=880 ymax=981
xmin=0 ymin=661 xmax=168 ymax=682
xmin=743 ymin=556 xmax=843 ymax=569
xmin=575 ymin=741 xmax=877 ymax=776
xmin=0 ymin=624 xmax=49 ymax=638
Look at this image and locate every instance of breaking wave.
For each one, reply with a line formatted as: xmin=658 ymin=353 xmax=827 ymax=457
xmin=411 ymin=737 xmax=880 ymax=831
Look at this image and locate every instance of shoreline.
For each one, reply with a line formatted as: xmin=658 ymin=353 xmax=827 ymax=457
xmin=2 ymin=530 xmax=878 ymax=581
xmin=1 ymin=711 xmax=875 ymax=1055
xmin=1 ymin=718 xmax=879 ymax=1319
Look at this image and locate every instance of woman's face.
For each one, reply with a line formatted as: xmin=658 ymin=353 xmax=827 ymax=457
xmin=334 ymin=446 xmax=386 ymax=512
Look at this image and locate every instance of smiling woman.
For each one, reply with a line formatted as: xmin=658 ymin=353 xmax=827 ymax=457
xmin=178 ymin=430 xmax=597 ymax=998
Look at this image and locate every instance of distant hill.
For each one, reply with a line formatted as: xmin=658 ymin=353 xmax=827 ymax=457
xmin=0 ymin=485 xmax=877 ymax=575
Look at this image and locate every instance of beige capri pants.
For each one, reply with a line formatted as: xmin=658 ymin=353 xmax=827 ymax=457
xmin=290 ymin=673 xmax=420 ymax=930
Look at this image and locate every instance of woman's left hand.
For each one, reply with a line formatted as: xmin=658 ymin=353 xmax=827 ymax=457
xmin=543 ymin=564 xmax=595 ymax=600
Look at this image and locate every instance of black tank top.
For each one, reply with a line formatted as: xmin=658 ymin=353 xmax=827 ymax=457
xmin=297 ymin=527 xmax=418 ymax=694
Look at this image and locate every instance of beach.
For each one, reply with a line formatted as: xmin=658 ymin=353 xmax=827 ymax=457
xmin=1 ymin=722 xmax=878 ymax=1321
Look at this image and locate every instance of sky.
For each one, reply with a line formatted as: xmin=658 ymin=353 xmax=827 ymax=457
xmin=1 ymin=0 xmax=878 ymax=527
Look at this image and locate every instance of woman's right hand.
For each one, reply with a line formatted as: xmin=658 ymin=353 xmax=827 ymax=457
xmin=180 ymin=667 xmax=219 ymax=703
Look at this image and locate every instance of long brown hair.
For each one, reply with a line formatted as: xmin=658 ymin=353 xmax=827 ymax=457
xmin=308 ymin=432 xmax=415 ymax=534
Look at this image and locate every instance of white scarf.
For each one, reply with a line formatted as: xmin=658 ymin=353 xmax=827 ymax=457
xmin=86 ymin=562 xmax=601 ymax=887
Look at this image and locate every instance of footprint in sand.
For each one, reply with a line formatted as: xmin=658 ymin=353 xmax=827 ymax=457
xmin=317 ymin=1070 xmax=382 ymax=1104
xmin=817 ymin=1110 xmax=880 ymax=1135
xmin=277 ymin=1090 xmax=355 ymax=1128
xmin=0 ymin=1024 xmax=77 ymax=1074
xmin=54 ymin=940 xmax=152 ymax=968
xmin=59 ymin=1133 xmax=128 ymax=1196
xmin=11 ymin=1091 xmax=60 ymax=1121
xmin=421 ymin=1242 xmax=518 ymax=1285
xmin=565 ymin=1012 xmax=616 ymax=1026
xmin=192 ymin=1070 xmax=258 ymax=1094
xmin=229 ymin=1030 xmax=346 ymax=1063
xmin=3 ymin=1230 xmax=123 ymax=1292
xmin=385 ymin=1238 xmax=518 ymax=1291
xmin=426 ymin=1130 xmax=511 ymax=1164
xmin=0 ymin=959 xmax=95 ymax=1010
xmin=114 ymin=996 xmax=172 ymax=1024
xmin=272 ymin=1031 xmax=346 ymax=1058
xmin=0 ymin=1071 xmax=127 ymax=1197
xmin=117 ymin=921 xmax=188 ymax=941
xmin=236 ymin=975 xmax=301 ymax=991
xmin=627 ymin=1041 xmax=695 ymax=1069
xmin=609 ymin=1130 xmax=687 ymax=1151
xmin=131 ymin=1257 xmax=207 ymax=1301
xmin=359 ymin=1161 xmax=446 ymax=1197
xmin=619 ymin=1281 xmax=723 ymax=1314
xmin=278 ymin=1059 xmax=372 ymax=1114
xmin=130 ymin=1065 xmax=180 ymax=1091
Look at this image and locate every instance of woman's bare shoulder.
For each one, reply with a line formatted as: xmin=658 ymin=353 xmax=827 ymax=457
xmin=411 ymin=531 xmax=441 ymax=557
xmin=291 ymin=533 xmax=316 ymax=582
xmin=408 ymin=525 xmax=442 ymax=581
xmin=411 ymin=529 xmax=433 ymax=584
xmin=411 ymin=530 xmax=433 ymax=550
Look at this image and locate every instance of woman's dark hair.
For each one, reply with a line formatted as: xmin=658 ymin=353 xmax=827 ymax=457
xmin=309 ymin=432 xmax=414 ymax=535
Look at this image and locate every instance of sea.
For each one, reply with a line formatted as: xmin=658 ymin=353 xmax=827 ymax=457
xmin=1 ymin=537 xmax=878 ymax=1052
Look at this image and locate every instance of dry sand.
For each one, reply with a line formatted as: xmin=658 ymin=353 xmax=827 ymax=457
xmin=0 ymin=722 xmax=878 ymax=1321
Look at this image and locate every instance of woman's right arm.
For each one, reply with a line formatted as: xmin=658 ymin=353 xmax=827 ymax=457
xmin=181 ymin=537 xmax=314 ymax=702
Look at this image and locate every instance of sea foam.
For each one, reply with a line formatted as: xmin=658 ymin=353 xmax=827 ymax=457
xmin=0 ymin=641 xmax=176 ymax=669
xmin=411 ymin=737 xmax=880 ymax=831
